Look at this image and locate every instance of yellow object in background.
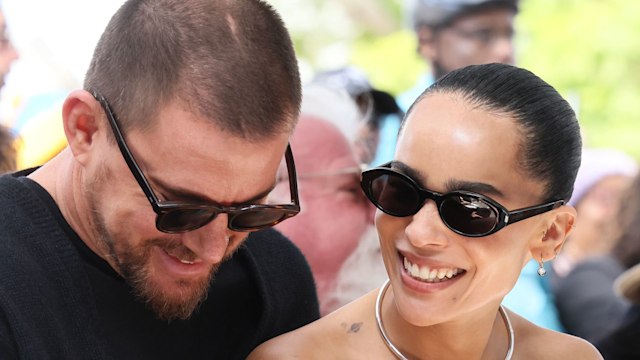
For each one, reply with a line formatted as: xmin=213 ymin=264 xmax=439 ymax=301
xmin=16 ymin=107 xmax=66 ymax=169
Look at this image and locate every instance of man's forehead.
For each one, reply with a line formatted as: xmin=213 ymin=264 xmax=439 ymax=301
xmin=122 ymin=114 xmax=288 ymax=205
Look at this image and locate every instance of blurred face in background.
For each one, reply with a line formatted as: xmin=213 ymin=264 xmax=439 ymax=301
xmin=418 ymin=8 xmax=516 ymax=79
xmin=273 ymin=116 xmax=374 ymax=307
xmin=0 ymin=10 xmax=19 ymax=89
xmin=570 ymin=174 xmax=634 ymax=257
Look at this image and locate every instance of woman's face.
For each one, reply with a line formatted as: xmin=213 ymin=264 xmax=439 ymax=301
xmin=378 ymin=92 xmax=551 ymax=326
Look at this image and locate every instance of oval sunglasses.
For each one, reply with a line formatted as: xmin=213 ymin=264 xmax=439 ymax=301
xmin=360 ymin=163 xmax=564 ymax=237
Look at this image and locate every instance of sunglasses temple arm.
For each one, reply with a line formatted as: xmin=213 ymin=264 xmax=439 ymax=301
xmin=506 ymin=200 xmax=565 ymax=225
xmin=285 ymin=144 xmax=301 ymax=210
xmin=92 ymin=91 xmax=162 ymax=209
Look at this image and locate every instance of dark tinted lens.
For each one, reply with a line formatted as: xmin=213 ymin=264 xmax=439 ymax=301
xmin=440 ymin=194 xmax=498 ymax=235
xmin=229 ymin=208 xmax=289 ymax=230
xmin=369 ymin=172 xmax=422 ymax=217
xmin=157 ymin=209 xmax=216 ymax=232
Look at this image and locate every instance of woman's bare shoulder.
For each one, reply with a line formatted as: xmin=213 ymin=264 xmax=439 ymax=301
xmin=508 ymin=309 xmax=603 ymax=360
xmin=248 ymin=290 xmax=385 ymax=359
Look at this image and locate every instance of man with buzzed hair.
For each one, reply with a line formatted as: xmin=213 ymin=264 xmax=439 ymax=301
xmin=0 ymin=1 xmax=318 ymax=358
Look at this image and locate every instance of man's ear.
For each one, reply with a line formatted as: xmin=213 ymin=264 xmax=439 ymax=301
xmin=416 ymin=25 xmax=438 ymax=62
xmin=531 ymin=205 xmax=577 ymax=263
xmin=62 ymin=90 xmax=104 ymax=166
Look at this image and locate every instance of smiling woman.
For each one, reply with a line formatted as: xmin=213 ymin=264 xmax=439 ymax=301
xmin=248 ymin=63 xmax=604 ymax=360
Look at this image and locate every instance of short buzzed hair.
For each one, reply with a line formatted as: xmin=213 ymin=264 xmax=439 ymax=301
xmin=84 ymin=0 xmax=301 ymax=140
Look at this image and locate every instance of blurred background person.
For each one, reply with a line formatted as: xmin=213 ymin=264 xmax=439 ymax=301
xmin=399 ymin=0 xmax=517 ymax=107
xmin=0 ymin=124 xmax=16 ymax=173
xmin=271 ymin=86 xmax=376 ymax=315
xmin=374 ymin=0 xmax=519 ymax=166
xmin=0 ymin=6 xmax=18 ymax=91
xmin=551 ymin=148 xmax=638 ymax=341
xmin=595 ymin=173 xmax=640 ymax=359
xmin=0 ymin=5 xmax=19 ymax=174
xmin=310 ymin=66 xmax=403 ymax=166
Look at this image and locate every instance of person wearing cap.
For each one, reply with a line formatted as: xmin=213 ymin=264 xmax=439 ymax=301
xmin=372 ymin=0 xmax=519 ymax=166
xmin=404 ymin=0 xmax=517 ymax=93
xmin=550 ymin=148 xmax=638 ymax=342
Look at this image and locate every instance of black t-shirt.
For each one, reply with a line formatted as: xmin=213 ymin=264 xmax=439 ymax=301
xmin=66 ymin=225 xmax=262 ymax=359
xmin=0 ymin=173 xmax=319 ymax=360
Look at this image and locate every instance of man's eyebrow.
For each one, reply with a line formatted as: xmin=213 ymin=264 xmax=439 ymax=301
xmin=151 ymin=175 xmax=277 ymax=206
xmin=389 ymin=160 xmax=503 ymax=197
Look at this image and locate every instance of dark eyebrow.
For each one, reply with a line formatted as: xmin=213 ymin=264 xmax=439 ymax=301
xmin=151 ymin=175 xmax=276 ymax=206
xmin=444 ymin=179 xmax=504 ymax=197
xmin=389 ymin=161 xmax=426 ymax=184
xmin=389 ymin=160 xmax=503 ymax=197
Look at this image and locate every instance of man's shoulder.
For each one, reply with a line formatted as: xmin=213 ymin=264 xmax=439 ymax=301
xmin=241 ymin=227 xmax=320 ymax=313
xmin=240 ymin=227 xmax=315 ymax=285
xmin=244 ymin=227 xmax=302 ymax=257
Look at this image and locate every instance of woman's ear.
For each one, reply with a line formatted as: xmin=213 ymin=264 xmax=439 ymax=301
xmin=62 ymin=90 xmax=104 ymax=166
xmin=532 ymin=205 xmax=577 ymax=263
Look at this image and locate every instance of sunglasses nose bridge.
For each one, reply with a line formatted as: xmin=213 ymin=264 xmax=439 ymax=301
xmin=416 ymin=188 xmax=443 ymax=210
xmin=179 ymin=217 xmax=232 ymax=264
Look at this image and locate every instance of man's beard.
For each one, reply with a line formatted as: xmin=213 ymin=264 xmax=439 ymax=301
xmin=104 ymin=232 xmax=216 ymax=322
xmin=86 ymin=181 xmax=216 ymax=321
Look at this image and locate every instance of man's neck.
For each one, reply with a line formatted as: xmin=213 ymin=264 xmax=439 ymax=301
xmin=28 ymin=148 xmax=109 ymax=263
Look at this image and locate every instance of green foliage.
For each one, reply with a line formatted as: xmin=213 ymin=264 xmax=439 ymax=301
xmin=516 ymin=0 xmax=640 ymax=159
xmin=350 ymin=30 xmax=426 ymax=96
xmin=274 ymin=0 xmax=640 ymax=159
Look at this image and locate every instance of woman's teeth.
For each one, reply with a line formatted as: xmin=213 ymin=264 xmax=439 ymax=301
xmin=403 ymin=257 xmax=463 ymax=283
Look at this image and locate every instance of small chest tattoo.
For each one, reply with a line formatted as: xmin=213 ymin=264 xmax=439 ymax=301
xmin=341 ymin=321 xmax=363 ymax=333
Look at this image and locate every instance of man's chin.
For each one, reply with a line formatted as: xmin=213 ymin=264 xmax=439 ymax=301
xmin=142 ymin=274 xmax=214 ymax=321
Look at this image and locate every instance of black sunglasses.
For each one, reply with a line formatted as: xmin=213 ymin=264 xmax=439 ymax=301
xmin=92 ymin=91 xmax=300 ymax=234
xmin=360 ymin=163 xmax=564 ymax=237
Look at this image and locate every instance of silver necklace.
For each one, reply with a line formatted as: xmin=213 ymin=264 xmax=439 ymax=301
xmin=375 ymin=279 xmax=514 ymax=360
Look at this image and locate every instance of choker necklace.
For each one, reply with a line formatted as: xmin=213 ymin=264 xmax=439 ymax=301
xmin=375 ymin=279 xmax=514 ymax=360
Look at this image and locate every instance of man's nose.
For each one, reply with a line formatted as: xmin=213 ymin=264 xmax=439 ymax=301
xmin=179 ymin=214 xmax=231 ymax=264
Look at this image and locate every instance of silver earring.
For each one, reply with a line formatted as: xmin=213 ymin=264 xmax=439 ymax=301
xmin=537 ymin=259 xmax=547 ymax=277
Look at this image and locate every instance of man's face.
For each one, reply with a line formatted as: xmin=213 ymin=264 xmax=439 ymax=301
xmin=419 ymin=8 xmax=516 ymax=79
xmin=84 ymin=98 xmax=290 ymax=321
xmin=0 ymin=11 xmax=18 ymax=89
xmin=273 ymin=117 xmax=374 ymax=304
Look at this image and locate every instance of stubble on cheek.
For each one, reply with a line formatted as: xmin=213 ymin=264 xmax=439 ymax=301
xmin=85 ymin=175 xmax=216 ymax=321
